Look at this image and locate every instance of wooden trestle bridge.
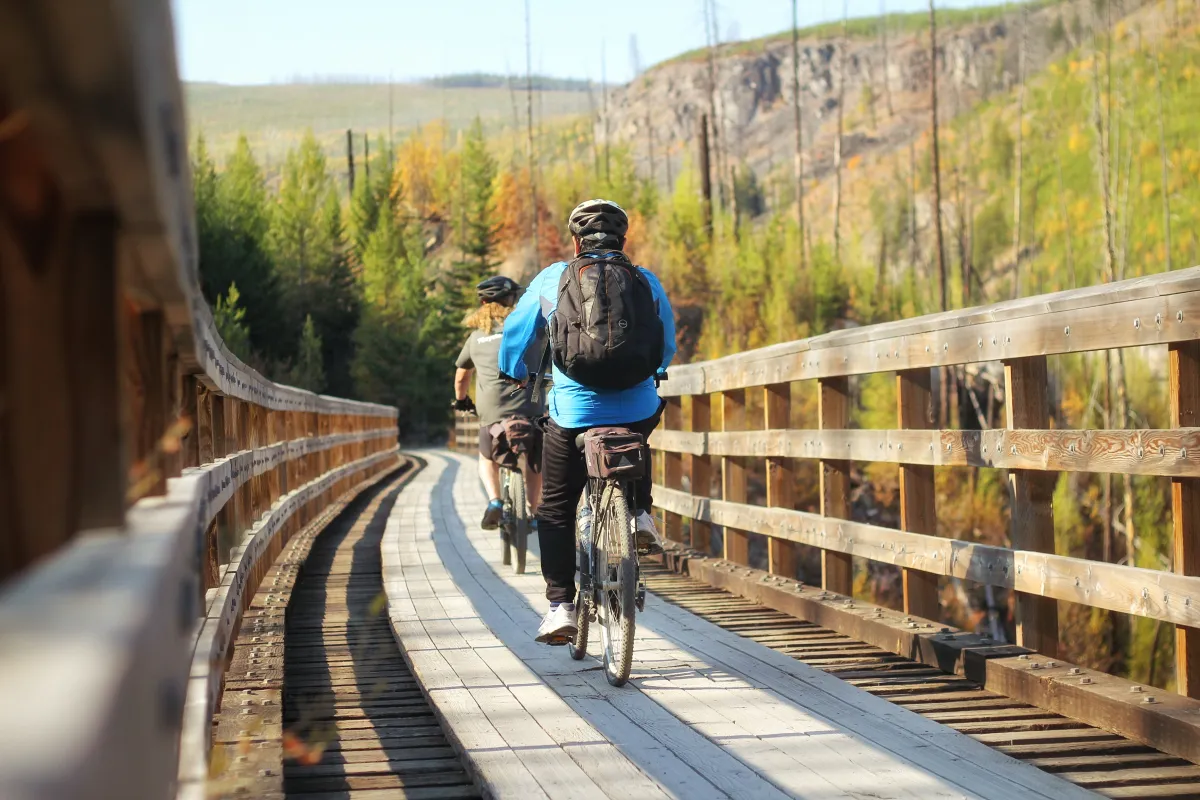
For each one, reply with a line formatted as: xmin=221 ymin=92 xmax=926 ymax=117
xmin=7 ymin=1 xmax=1200 ymax=798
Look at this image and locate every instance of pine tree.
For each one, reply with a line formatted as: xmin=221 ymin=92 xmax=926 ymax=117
xmin=349 ymin=136 xmax=394 ymax=265
xmin=289 ymin=315 xmax=325 ymax=393
xmin=270 ymin=131 xmax=361 ymax=397
xmin=214 ymin=282 xmax=253 ymax=364
xmin=447 ymin=118 xmax=499 ymax=316
xmin=218 ymin=136 xmax=284 ymax=360
xmin=352 ymin=221 xmax=458 ymax=440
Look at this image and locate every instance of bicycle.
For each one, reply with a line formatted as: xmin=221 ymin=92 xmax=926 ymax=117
xmin=567 ymin=426 xmax=649 ymax=687
xmin=498 ymin=464 xmax=530 ymax=575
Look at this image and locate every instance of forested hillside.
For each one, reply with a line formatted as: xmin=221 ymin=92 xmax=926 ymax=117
xmin=189 ymin=0 xmax=1195 ymax=689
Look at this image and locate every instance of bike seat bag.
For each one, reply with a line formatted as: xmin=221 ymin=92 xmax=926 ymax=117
xmin=488 ymin=415 xmax=537 ymax=469
xmin=582 ymin=427 xmax=645 ymax=480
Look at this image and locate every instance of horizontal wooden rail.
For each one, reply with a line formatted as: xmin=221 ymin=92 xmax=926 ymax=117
xmin=651 ymin=427 xmax=1200 ymax=477
xmin=649 ymin=267 xmax=1200 ymax=710
xmin=661 ymin=268 xmax=1200 ymax=396
xmin=654 ymin=485 xmax=1200 ymax=628
xmin=177 ymin=449 xmax=400 ymax=794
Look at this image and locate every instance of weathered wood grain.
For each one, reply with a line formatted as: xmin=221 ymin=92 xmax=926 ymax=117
xmin=898 ymin=369 xmax=939 ymax=620
xmin=1171 ymin=341 xmax=1200 ymax=698
xmin=662 ymin=397 xmax=683 ymax=543
xmin=661 ymin=268 xmax=1200 ymax=396
xmin=720 ymin=390 xmax=749 ymax=565
xmin=653 ymin=485 xmax=1200 ymax=628
xmin=819 ymin=377 xmax=853 ymax=594
xmin=650 ymin=426 xmax=1200 ymax=478
xmin=1005 ymin=357 xmax=1059 ymax=659
xmin=764 ymin=383 xmax=797 ymax=577
xmin=689 ymin=394 xmax=712 ymax=553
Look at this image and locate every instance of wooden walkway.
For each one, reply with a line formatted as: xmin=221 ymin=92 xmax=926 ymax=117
xmin=382 ymin=450 xmax=1099 ymax=800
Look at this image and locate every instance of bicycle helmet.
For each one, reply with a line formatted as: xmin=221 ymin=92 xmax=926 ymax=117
xmin=568 ymin=198 xmax=629 ymax=248
xmin=476 ymin=275 xmax=521 ymax=302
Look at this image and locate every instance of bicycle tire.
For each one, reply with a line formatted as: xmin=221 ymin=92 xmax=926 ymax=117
xmin=568 ymin=515 xmax=592 ymax=661
xmin=499 ymin=473 xmax=512 ymax=566
xmin=511 ymin=470 xmax=528 ymax=575
xmin=596 ymin=482 xmax=636 ymax=686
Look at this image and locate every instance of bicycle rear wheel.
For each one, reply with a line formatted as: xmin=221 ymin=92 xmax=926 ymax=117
xmin=510 ymin=471 xmax=528 ymax=575
xmin=596 ymin=482 xmax=636 ymax=686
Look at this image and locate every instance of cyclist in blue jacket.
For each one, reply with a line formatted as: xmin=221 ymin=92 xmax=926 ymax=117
xmin=500 ymin=199 xmax=676 ymax=643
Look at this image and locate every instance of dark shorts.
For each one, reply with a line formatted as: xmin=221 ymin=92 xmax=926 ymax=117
xmin=479 ymin=417 xmax=543 ymax=473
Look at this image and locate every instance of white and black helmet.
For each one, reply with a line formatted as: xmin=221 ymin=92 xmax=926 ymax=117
xmin=476 ymin=275 xmax=521 ymax=302
xmin=568 ymin=199 xmax=628 ymax=248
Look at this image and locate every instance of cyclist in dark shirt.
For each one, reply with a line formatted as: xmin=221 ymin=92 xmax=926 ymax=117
xmin=454 ymin=276 xmax=545 ymax=530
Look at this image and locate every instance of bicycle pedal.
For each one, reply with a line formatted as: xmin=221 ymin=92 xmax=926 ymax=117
xmin=635 ymin=586 xmax=646 ymax=612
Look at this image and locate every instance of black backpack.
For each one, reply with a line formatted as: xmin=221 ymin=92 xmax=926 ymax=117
xmin=550 ymin=252 xmax=664 ymax=391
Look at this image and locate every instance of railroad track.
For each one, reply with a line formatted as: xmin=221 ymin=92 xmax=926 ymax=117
xmin=642 ymin=562 xmax=1200 ymax=799
xmin=212 ymin=463 xmax=479 ymax=800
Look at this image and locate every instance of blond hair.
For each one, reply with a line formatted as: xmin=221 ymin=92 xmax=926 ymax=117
xmin=463 ymin=302 xmax=513 ymax=335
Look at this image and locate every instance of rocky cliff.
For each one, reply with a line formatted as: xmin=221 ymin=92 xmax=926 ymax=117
xmin=603 ymin=3 xmax=1081 ymax=192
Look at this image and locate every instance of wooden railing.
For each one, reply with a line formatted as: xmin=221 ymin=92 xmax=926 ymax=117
xmin=0 ymin=3 xmax=398 ymax=799
xmin=650 ymin=268 xmax=1200 ymax=752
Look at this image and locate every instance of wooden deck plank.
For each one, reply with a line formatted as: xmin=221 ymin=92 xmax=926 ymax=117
xmin=381 ymin=450 xmax=1103 ymax=800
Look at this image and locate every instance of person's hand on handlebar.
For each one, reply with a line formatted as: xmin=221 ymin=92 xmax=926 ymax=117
xmin=452 ymin=396 xmax=477 ymax=414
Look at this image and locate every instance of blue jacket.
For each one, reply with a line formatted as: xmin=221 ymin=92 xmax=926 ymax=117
xmin=499 ymin=254 xmax=677 ymax=429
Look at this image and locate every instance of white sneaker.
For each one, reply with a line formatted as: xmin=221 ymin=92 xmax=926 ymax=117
xmin=635 ymin=511 xmax=665 ymax=555
xmin=535 ymin=603 xmax=577 ymax=644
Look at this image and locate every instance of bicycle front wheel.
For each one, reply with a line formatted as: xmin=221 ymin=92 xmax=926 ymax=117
xmin=510 ymin=471 xmax=528 ymax=575
xmin=499 ymin=473 xmax=512 ymax=566
xmin=596 ymin=482 xmax=637 ymax=686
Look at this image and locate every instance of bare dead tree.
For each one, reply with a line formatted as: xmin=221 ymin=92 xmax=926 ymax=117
xmin=929 ymin=0 xmax=947 ymax=313
xmin=1011 ymin=2 xmax=1027 ymax=299
xmin=930 ymin=0 xmax=949 ymax=424
xmin=602 ymin=43 xmax=612 ymax=183
xmin=792 ymin=0 xmax=808 ymax=270
xmin=585 ymin=79 xmax=600 ymax=179
xmin=1155 ymin=51 xmax=1173 ymax=271
xmin=704 ymin=0 xmax=723 ymax=215
xmin=525 ymin=0 xmax=539 ymax=268
xmin=880 ymin=0 xmax=895 ymax=119
xmin=646 ymin=108 xmax=656 ymax=184
xmin=832 ymin=2 xmax=848 ymax=262
xmin=908 ymin=139 xmax=918 ymax=274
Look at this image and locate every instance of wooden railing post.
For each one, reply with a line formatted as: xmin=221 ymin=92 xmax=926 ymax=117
xmin=128 ymin=308 xmax=167 ymax=498
xmin=721 ymin=389 xmax=749 ymax=565
xmin=1171 ymin=341 xmax=1200 ymax=697
xmin=764 ymin=382 xmax=797 ymax=577
xmin=689 ymin=394 xmax=713 ymax=553
xmin=210 ymin=394 xmax=226 ymax=459
xmin=818 ymin=376 xmax=853 ymax=595
xmin=1004 ymin=356 xmax=1059 ymax=657
xmin=898 ymin=369 xmax=939 ymax=619
xmin=182 ymin=375 xmax=200 ymax=469
xmin=662 ymin=397 xmax=684 ymax=543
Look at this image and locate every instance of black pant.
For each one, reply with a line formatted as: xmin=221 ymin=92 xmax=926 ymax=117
xmin=536 ymin=407 xmax=663 ymax=604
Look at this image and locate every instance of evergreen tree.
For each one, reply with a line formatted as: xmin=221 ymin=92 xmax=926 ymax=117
xmin=269 ymin=131 xmax=361 ymax=397
xmin=353 ymin=220 xmax=458 ymax=440
xmin=349 ymin=136 xmax=395 ymax=265
xmin=289 ymin=315 xmax=325 ymax=393
xmin=214 ymin=282 xmax=253 ymax=364
xmin=447 ymin=118 xmax=499 ymax=316
xmin=194 ymin=134 xmax=284 ymax=368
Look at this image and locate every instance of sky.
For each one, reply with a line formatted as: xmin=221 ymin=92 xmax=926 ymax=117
xmin=173 ymin=0 xmax=1005 ymax=86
